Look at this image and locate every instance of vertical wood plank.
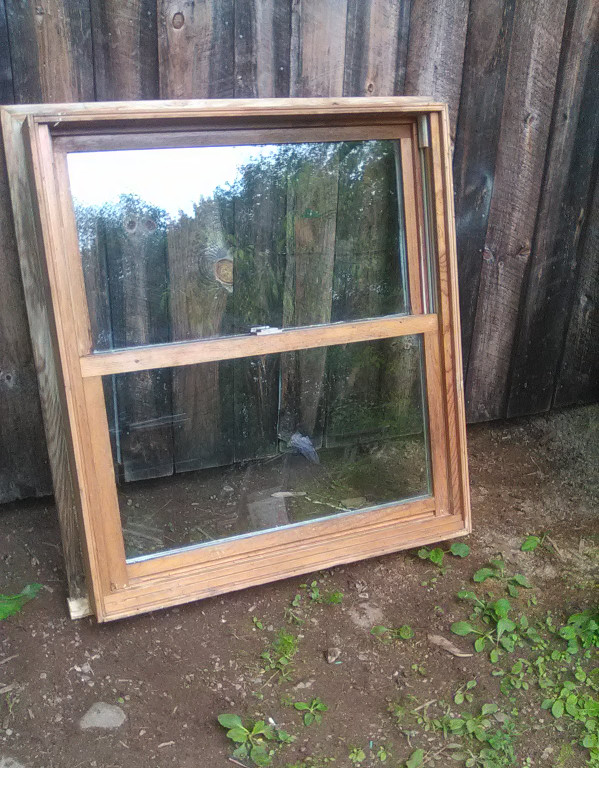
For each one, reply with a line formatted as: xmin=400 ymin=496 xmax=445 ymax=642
xmin=0 ymin=1 xmax=53 ymax=502
xmin=232 ymin=2 xmax=291 ymax=462
xmin=339 ymin=5 xmax=423 ymax=454
xmin=166 ymin=202 xmax=234 ymax=471
xmin=158 ymin=0 xmax=235 ymax=474
xmin=234 ymin=0 xmax=291 ymax=98
xmin=89 ymin=0 xmax=168 ymax=484
xmin=5 ymin=0 xmax=94 ymax=103
xmin=465 ymin=0 xmax=569 ymax=422
xmin=281 ymin=0 xmax=347 ymax=448
xmin=290 ymin=0 xmax=347 ymax=98
xmin=452 ymin=0 xmax=516 ymax=375
xmin=2 ymin=0 xmax=95 ymax=598
xmin=103 ymin=201 xmax=173 ymax=481
xmin=2 ymin=110 xmax=88 ymax=599
xmin=90 ymin=0 xmax=159 ymax=100
xmin=404 ymin=0 xmax=469 ymax=139
xmin=343 ymin=0 xmax=411 ymax=96
xmin=158 ymin=0 xmax=234 ymax=99
xmin=554 ymin=152 xmax=599 ymax=407
xmin=507 ymin=0 xmax=599 ymax=417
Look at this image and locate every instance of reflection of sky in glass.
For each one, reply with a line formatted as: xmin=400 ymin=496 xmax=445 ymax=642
xmin=67 ymin=145 xmax=279 ymax=217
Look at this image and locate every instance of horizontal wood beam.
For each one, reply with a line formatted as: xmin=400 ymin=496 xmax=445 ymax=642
xmin=80 ymin=314 xmax=438 ymax=377
xmin=1 ymin=95 xmax=440 ymax=125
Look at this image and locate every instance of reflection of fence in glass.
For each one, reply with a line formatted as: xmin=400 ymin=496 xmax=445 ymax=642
xmin=102 ymin=336 xmax=430 ymax=560
xmin=69 ymin=139 xmax=409 ymax=349
xmin=71 ymin=139 xmax=416 ymax=486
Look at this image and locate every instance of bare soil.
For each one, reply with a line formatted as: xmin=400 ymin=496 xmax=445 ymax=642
xmin=0 ymin=405 xmax=597 ymax=768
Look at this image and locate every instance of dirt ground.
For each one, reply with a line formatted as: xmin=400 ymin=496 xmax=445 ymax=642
xmin=0 ymin=405 xmax=597 ymax=768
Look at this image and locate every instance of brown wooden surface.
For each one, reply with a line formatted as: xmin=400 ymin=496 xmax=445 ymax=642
xmin=0 ymin=2 xmax=598 ymax=504
xmin=465 ymin=0 xmax=569 ymax=421
xmin=10 ymin=99 xmax=469 ymax=619
xmin=80 ymin=314 xmax=438 ymax=377
xmin=1 ymin=109 xmax=86 ymax=600
xmin=404 ymin=0 xmax=469 ymax=138
xmin=507 ymin=0 xmax=599 ymax=417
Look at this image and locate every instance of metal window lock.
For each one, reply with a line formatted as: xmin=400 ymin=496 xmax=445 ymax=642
xmin=250 ymin=325 xmax=282 ymax=335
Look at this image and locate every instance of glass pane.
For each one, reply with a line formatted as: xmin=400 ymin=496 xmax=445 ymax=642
xmin=69 ymin=140 xmax=411 ymax=352
xmin=102 ymin=336 xmax=430 ymax=561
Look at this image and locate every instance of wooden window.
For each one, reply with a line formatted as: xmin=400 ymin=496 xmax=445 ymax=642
xmin=2 ymin=99 xmax=470 ymax=621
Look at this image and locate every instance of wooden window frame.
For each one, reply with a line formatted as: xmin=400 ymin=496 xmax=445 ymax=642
xmin=1 ymin=98 xmax=470 ymax=622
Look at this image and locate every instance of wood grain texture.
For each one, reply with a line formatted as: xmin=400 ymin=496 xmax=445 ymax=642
xmin=452 ymin=0 xmax=516 ymax=372
xmin=465 ymin=0 xmax=569 ymax=422
xmin=158 ymin=0 xmax=234 ymax=100
xmin=554 ymin=151 xmax=599 ymax=407
xmin=107 ymin=511 xmax=464 ymax=621
xmin=90 ymin=0 xmax=159 ymax=100
xmin=343 ymin=0 xmax=411 ymax=97
xmin=507 ymin=0 xmax=599 ymax=417
xmin=80 ymin=315 xmax=438 ymax=377
xmin=158 ymin=0 xmax=235 ymax=481
xmin=10 ymin=100 xmax=469 ymax=621
xmin=1 ymin=0 xmax=95 ymax=596
xmin=2 ymin=109 xmax=86 ymax=598
xmin=404 ymin=0 xmax=469 ymax=138
xmin=234 ymin=0 xmax=291 ymax=98
xmin=0 ymin=2 xmax=52 ymax=502
xmin=290 ymin=0 xmax=348 ymax=97
xmin=5 ymin=0 xmax=94 ymax=103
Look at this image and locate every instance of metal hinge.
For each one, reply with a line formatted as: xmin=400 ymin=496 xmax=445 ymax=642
xmin=417 ymin=115 xmax=430 ymax=149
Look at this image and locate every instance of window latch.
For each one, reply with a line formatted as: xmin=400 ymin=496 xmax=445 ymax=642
xmin=250 ymin=325 xmax=282 ymax=335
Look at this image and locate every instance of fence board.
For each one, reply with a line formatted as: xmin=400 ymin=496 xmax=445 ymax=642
xmin=0 ymin=0 xmax=50 ymax=502
xmin=234 ymin=0 xmax=291 ymax=98
xmin=280 ymin=0 xmax=347 ymax=449
xmin=554 ymin=148 xmax=599 ymax=407
xmin=507 ymin=0 xmax=599 ymax=417
xmin=344 ymin=0 xmax=411 ymax=97
xmin=158 ymin=0 xmax=234 ymax=99
xmin=0 ymin=0 xmax=599 ymax=504
xmin=158 ymin=1 xmax=235 ymax=476
xmin=90 ymin=0 xmax=158 ymax=101
xmin=452 ymin=0 xmax=516 ymax=372
xmin=464 ymin=0 xmax=568 ymax=422
xmin=404 ymin=0 xmax=469 ymax=139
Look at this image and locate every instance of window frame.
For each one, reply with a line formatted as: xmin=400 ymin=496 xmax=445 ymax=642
xmin=2 ymin=98 xmax=470 ymax=621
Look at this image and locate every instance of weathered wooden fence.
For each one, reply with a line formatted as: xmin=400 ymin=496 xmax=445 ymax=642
xmin=0 ymin=0 xmax=597 ymax=504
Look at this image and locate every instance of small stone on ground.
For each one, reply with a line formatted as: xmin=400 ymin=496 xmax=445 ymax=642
xmin=79 ymin=702 xmax=126 ymax=731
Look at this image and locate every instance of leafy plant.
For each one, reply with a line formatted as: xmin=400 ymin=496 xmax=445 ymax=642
xmin=472 ymin=558 xmax=531 ymax=598
xmin=418 ymin=542 xmax=470 ymax=572
xmin=376 ymin=745 xmax=390 ymax=762
xmin=559 ymin=608 xmax=599 ymax=653
xmin=284 ymin=594 xmax=305 ymax=626
xmin=0 ymin=583 xmax=42 ymax=620
xmin=349 ymin=747 xmax=366 ymax=765
xmin=418 ymin=547 xmax=445 ymax=568
xmin=294 ymin=697 xmax=328 ymax=726
xmin=217 ymin=714 xmax=293 ymax=766
xmin=261 ymin=630 xmax=298 ymax=682
xmin=405 ymin=748 xmax=424 ymax=768
xmin=521 ymin=534 xmax=543 ymax=552
xmin=450 ymin=542 xmax=471 ymax=558
xmin=454 ymin=679 xmax=477 ymax=705
xmin=451 ymin=592 xmax=520 ymax=661
xmin=371 ymin=624 xmax=414 ymax=642
xmin=252 ymin=616 xmax=264 ymax=630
